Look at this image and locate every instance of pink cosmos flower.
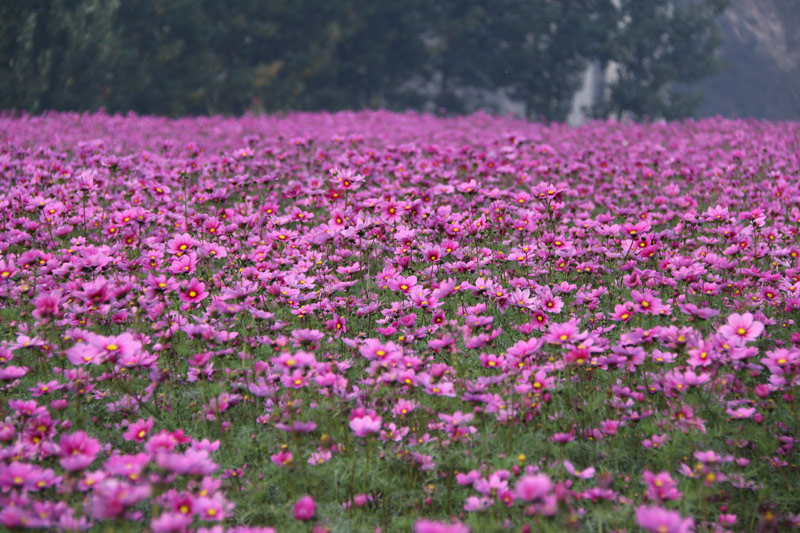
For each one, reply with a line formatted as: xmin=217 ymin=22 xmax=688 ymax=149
xmin=29 ymin=379 xmax=60 ymax=397
xmin=551 ymin=431 xmax=576 ymax=444
xmin=0 ymin=461 xmax=57 ymax=492
xmin=463 ymin=495 xmax=493 ymax=511
xmin=145 ymin=429 xmax=190 ymax=455
xmin=536 ymin=286 xmax=564 ymax=313
xmin=155 ymin=448 xmax=218 ymax=475
xmin=726 ymin=406 xmax=756 ymax=419
xmin=0 ymin=366 xmax=28 ymax=380
xmin=631 ymin=289 xmax=666 ymax=315
xmin=506 ymin=337 xmax=544 ymax=360
xmin=762 ymin=348 xmax=798 ymax=375
xmin=105 ymin=452 xmax=151 ymax=481
xmin=643 ymin=470 xmax=682 ymax=501
xmin=515 ymin=474 xmax=552 ymax=501
xmin=635 ymin=505 xmax=694 ymax=533
xmin=123 ymin=417 xmax=155 ymax=442
xmin=392 ymin=399 xmax=417 ymax=417
xmin=88 ymin=479 xmax=151 ymax=520
xmin=180 ymin=277 xmax=209 ymax=303
xmin=330 ymin=167 xmax=363 ymax=190
xmin=59 ymin=431 xmax=101 ymax=471
xmin=349 ymin=408 xmax=382 ymax=437
xmin=308 ymin=450 xmax=332 ymax=466
xmin=325 ymin=314 xmax=347 ymax=337
xmin=66 ymin=332 xmax=141 ymax=366
xmin=359 ymin=339 xmax=402 ymax=361
xmin=271 ymin=450 xmax=293 ymax=467
xmin=387 ymin=274 xmax=417 ymax=293
xmin=612 ymin=302 xmax=636 ymax=322
xmin=168 ymin=252 xmax=199 ymax=274
xmin=529 ymin=369 xmax=554 ymax=392
xmin=380 ymin=200 xmax=404 ymax=223
xmin=166 ymin=232 xmax=197 ymax=255
xmin=32 ymin=291 xmax=61 ymax=320
xmin=293 ymin=495 xmax=316 ymax=521
xmin=0 ymin=506 xmax=32 ymax=529
xmin=544 ymin=319 xmax=582 ymax=345
xmin=718 ymin=313 xmax=764 ymax=342
xmin=145 ymin=274 xmax=179 ymax=299
xmin=151 ymin=512 xmax=193 ymax=533
xmin=196 ymin=492 xmax=233 ymax=521
xmin=0 ymin=259 xmax=18 ymax=281
xmin=564 ymin=460 xmax=595 ymax=479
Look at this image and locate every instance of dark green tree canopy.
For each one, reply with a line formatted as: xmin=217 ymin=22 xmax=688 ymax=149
xmin=0 ymin=0 xmax=729 ymax=120
xmin=597 ymin=0 xmax=729 ymax=120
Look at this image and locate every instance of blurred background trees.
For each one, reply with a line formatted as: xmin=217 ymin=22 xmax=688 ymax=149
xmin=0 ymin=0 xmax=732 ymax=120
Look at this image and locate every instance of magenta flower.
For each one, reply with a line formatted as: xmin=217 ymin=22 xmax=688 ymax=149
xmin=271 ymin=450 xmax=293 ymax=467
xmin=0 ymin=259 xmax=17 ymax=280
xmin=635 ymin=505 xmax=694 ymax=533
xmin=392 ymin=399 xmax=417 ymax=417
xmin=67 ymin=332 xmax=142 ymax=366
xmin=0 ymin=461 xmax=57 ymax=492
xmin=359 ymin=339 xmax=402 ymax=361
xmin=180 ymin=277 xmax=209 ymax=303
xmin=105 ymin=452 xmax=151 ymax=481
xmin=145 ymin=429 xmax=189 ymax=455
xmin=151 ymin=512 xmax=193 ymax=533
xmin=168 ymin=253 xmax=199 ymax=274
xmin=718 ymin=313 xmax=764 ymax=342
xmin=155 ymin=448 xmax=219 ymax=475
xmin=643 ymin=470 xmax=682 ymax=502
xmin=0 ymin=506 xmax=29 ymax=529
xmin=564 ymin=460 xmax=595 ymax=479
xmin=196 ymin=492 xmax=233 ymax=521
xmin=166 ymin=232 xmax=197 ymax=255
xmin=59 ymin=431 xmax=101 ymax=471
xmin=349 ymin=408 xmax=382 ymax=437
xmin=89 ymin=479 xmax=151 ymax=520
xmin=123 ymin=417 xmax=155 ymax=442
xmin=293 ymin=495 xmax=316 ymax=521
xmin=31 ymin=291 xmax=61 ymax=320
xmin=544 ymin=319 xmax=581 ymax=345
xmin=0 ymin=366 xmax=28 ymax=380
xmin=515 ymin=474 xmax=552 ymax=501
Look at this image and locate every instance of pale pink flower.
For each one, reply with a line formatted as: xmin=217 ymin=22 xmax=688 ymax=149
xmin=349 ymin=408 xmax=382 ymax=437
xmin=59 ymin=431 xmax=101 ymax=471
xmin=635 ymin=505 xmax=694 ymax=533
xmin=515 ymin=474 xmax=552 ymax=501
xmin=718 ymin=313 xmax=763 ymax=342
xmin=293 ymin=495 xmax=316 ymax=521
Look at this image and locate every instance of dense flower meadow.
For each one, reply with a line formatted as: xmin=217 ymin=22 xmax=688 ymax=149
xmin=0 ymin=110 xmax=799 ymax=532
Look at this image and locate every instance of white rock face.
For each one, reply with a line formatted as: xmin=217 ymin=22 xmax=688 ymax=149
xmin=699 ymin=0 xmax=800 ymax=120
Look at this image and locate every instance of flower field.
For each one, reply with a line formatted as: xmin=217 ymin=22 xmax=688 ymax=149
xmin=0 ymin=110 xmax=799 ymax=532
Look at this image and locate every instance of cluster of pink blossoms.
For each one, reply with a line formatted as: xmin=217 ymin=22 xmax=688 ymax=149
xmin=0 ymin=111 xmax=798 ymax=530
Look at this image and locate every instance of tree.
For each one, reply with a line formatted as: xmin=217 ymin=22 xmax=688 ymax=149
xmin=491 ymin=0 xmax=617 ymax=121
xmin=597 ymin=0 xmax=729 ymax=120
xmin=0 ymin=0 xmax=120 ymax=113
xmin=0 ymin=0 xmax=730 ymax=119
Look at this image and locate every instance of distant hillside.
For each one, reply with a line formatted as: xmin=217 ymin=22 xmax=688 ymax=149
xmin=699 ymin=0 xmax=800 ymax=120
